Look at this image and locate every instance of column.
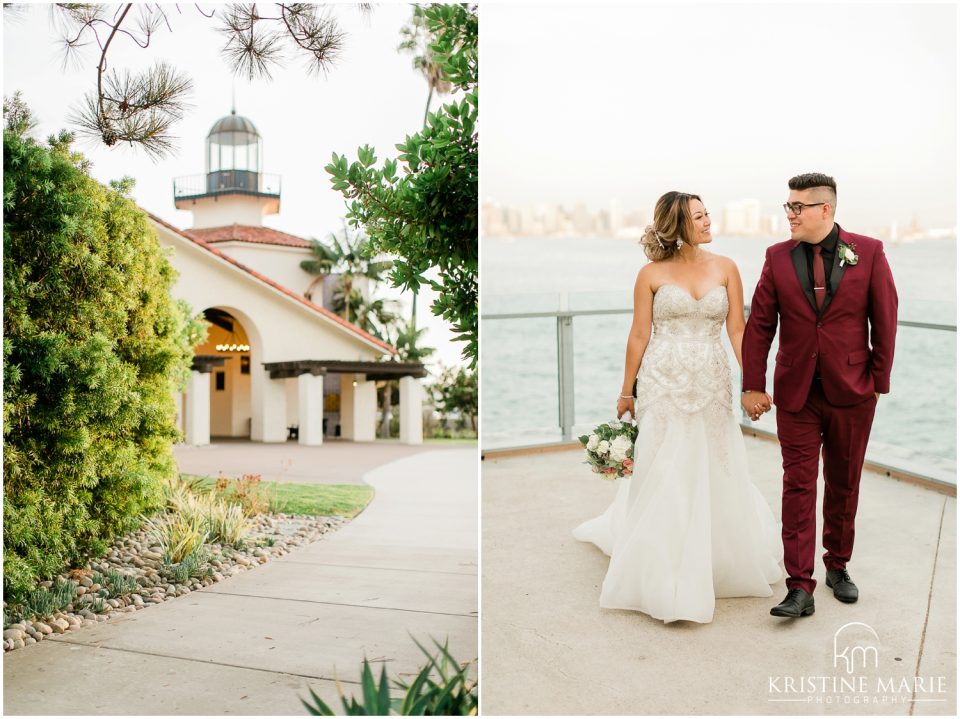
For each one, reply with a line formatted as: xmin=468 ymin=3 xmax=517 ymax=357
xmin=340 ymin=375 xmax=356 ymax=440
xmin=354 ymin=380 xmax=377 ymax=442
xmin=251 ymin=369 xmax=288 ymax=442
xmin=298 ymin=373 xmax=324 ymax=446
xmin=340 ymin=374 xmax=376 ymax=442
xmin=185 ymin=371 xmax=210 ymax=446
xmin=399 ymin=375 xmax=424 ymax=445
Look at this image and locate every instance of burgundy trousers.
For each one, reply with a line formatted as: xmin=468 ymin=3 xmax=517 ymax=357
xmin=775 ymin=379 xmax=877 ymax=594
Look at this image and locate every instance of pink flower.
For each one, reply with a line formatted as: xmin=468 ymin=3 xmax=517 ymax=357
xmin=622 ymin=458 xmax=633 ymax=468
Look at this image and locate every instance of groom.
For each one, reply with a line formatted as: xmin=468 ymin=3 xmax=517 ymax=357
xmin=741 ymin=173 xmax=898 ymax=618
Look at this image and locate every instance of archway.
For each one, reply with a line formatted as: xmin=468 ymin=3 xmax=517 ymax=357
xmin=195 ymin=307 xmax=255 ymax=438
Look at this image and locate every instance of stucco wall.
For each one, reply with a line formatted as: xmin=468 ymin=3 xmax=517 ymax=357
xmin=152 ymin=219 xmax=387 ymax=364
xmin=211 ymin=242 xmax=317 ymax=300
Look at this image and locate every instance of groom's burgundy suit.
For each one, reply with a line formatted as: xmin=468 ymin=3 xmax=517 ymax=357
xmin=742 ymin=224 xmax=898 ymax=594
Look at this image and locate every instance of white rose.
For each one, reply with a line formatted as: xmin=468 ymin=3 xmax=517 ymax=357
xmin=607 ymin=419 xmax=622 ymax=430
xmin=609 ymin=447 xmax=626 ymax=463
xmin=586 ymin=434 xmax=600 ymax=451
xmin=597 ymin=440 xmax=610 ymax=455
xmin=611 ymin=435 xmax=633 ymax=457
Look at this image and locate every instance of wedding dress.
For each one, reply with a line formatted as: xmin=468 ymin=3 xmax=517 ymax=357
xmin=573 ymin=284 xmax=784 ymax=623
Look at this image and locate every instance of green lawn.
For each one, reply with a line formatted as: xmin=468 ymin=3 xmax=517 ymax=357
xmin=182 ymin=475 xmax=374 ymax=518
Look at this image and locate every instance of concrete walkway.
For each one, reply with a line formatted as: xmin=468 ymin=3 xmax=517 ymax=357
xmin=173 ymin=437 xmax=474 ymax=485
xmin=3 ymin=447 xmax=478 ymax=715
xmin=481 ymin=434 xmax=956 ymax=716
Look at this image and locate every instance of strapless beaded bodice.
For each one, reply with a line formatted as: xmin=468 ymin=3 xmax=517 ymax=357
xmin=652 ymin=284 xmax=727 ymax=341
xmin=636 ymin=284 xmax=732 ymax=414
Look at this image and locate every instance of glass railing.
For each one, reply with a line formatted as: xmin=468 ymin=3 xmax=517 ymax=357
xmin=173 ymin=172 xmax=282 ymax=199
xmin=481 ymin=295 xmax=957 ymax=488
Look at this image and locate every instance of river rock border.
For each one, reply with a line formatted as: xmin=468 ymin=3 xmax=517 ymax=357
xmin=2 ymin=512 xmax=346 ymax=652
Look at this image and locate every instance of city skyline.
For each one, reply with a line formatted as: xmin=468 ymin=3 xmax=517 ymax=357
xmin=483 ymin=196 xmax=956 ymax=242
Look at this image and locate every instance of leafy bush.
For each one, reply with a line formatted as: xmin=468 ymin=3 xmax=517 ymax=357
xmin=431 ymin=366 xmax=477 ymax=433
xmin=302 ymin=637 xmax=478 ymax=716
xmin=3 ymin=109 xmax=200 ymax=599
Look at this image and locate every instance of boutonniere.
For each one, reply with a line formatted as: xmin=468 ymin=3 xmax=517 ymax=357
xmin=838 ymin=241 xmax=859 ymax=267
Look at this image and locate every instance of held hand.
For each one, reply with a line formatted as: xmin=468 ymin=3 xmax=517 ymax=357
xmin=616 ymin=396 xmax=635 ymax=419
xmin=740 ymin=391 xmax=772 ymax=422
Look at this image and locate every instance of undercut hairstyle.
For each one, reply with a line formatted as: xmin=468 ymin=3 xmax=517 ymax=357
xmin=788 ymin=172 xmax=837 ymax=206
xmin=640 ymin=191 xmax=702 ymax=262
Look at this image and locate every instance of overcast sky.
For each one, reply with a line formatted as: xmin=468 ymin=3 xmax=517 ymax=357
xmin=3 ymin=2 xmax=469 ymax=370
xmin=481 ymin=2 xmax=957 ymax=233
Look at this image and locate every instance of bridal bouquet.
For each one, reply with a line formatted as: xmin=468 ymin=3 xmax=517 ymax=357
xmin=578 ymin=414 xmax=639 ymax=480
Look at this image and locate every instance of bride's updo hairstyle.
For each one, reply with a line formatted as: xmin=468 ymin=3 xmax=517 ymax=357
xmin=639 ymin=191 xmax=701 ymax=262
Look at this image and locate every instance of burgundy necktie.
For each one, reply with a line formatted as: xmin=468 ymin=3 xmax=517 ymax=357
xmin=812 ymin=244 xmax=826 ymax=311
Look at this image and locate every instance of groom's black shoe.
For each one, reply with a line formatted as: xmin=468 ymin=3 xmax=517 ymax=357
xmin=825 ymin=568 xmax=859 ymax=603
xmin=770 ymin=588 xmax=815 ymax=618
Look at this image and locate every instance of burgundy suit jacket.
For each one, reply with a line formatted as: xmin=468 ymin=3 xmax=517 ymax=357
xmin=742 ymin=226 xmax=898 ymax=413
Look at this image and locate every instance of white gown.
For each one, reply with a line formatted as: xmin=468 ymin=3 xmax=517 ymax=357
xmin=573 ymin=284 xmax=784 ymax=623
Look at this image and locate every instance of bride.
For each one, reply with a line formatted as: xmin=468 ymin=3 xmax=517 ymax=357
xmin=573 ymin=191 xmax=785 ymax=623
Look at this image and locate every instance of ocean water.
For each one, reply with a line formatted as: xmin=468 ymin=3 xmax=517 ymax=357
xmin=481 ymin=236 xmax=956 ymax=481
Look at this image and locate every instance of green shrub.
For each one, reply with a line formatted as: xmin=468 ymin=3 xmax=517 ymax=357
xmin=4 ymin=578 xmax=79 ymax=624
xmin=92 ymin=569 xmax=138 ymax=597
xmin=302 ymin=637 xmax=478 ymax=716
xmin=205 ymin=499 xmax=249 ymax=546
xmin=2 ymin=114 xmax=200 ymax=600
xmin=159 ymin=547 xmax=212 ymax=585
xmin=144 ymin=512 xmax=208 ymax=564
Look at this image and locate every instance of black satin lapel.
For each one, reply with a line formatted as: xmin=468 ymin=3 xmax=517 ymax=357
xmin=821 ymin=252 xmax=847 ymax=315
xmin=791 ymin=242 xmax=817 ymax=314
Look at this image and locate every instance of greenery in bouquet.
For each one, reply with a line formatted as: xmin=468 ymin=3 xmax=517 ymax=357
xmin=578 ymin=418 xmax=639 ymax=480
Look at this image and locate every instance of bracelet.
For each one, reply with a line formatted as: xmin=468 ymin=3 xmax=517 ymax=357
xmin=618 ymin=394 xmax=635 ymax=400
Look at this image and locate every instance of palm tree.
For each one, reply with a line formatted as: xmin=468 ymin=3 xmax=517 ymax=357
xmin=398 ymin=5 xmax=454 ymax=129
xmin=354 ymin=296 xmax=399 ymax=342
xmin=397 ymin=5 xmax=453 ymax=330
xmin=394 ymin=320 xmax=436 ymax=363
xmin=301 ymin=222 xmax=393 ymax=324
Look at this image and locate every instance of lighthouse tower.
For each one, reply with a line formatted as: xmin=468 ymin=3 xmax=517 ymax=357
xmin=173 ymin=109 xmax=281 ymax=229
xmin=157 ymin=109 xmax=425 ymax=448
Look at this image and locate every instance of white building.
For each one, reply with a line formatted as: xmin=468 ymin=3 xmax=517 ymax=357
xmin=154 ymin=110 xmax=425 ymax=447
xmin=760 ymin=213 xmax=780 ymax=237
xmin=722 ymin=199 xmax=761 ymax=236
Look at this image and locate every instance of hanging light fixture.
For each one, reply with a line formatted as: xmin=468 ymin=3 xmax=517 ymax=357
xmin=215 ymin=324 xmax=250 ymax=353
xmin=216 ymin=341 xmax=251 ymax=352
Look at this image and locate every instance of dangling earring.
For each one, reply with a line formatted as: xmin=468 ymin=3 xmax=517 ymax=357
xmin=676 ymin=238 xmax=683 ymax=249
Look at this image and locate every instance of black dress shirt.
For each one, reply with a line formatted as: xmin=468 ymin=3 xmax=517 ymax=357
xmin=804 ymin=224 xmax=839 ymax=300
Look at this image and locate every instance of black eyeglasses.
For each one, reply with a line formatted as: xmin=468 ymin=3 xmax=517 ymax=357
xmin=783 ymin=202 xmax=825 ymax=215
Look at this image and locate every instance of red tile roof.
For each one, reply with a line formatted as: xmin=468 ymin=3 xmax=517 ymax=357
xmin=146 ymin=213 xmax=395 ymax=355
xmin=184 ymin=224 xmax=313 ymax=249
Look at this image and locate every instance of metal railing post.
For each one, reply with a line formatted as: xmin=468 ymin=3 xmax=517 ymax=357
xmin=557 ymin=314 xmax=575 ymax=441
